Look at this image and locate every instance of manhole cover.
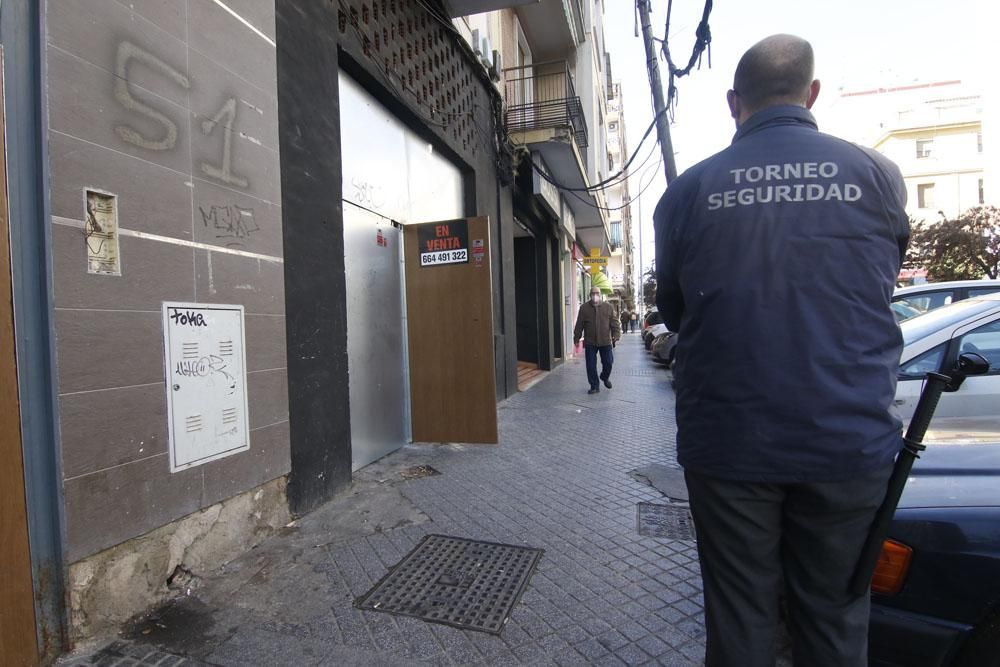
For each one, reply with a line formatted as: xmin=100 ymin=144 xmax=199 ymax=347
xmin=637 ymin=503 xmax=697 ymax=541
xmin=399 ymin=465 xmax=440 ymax=480
xmin=355 ymin=534 xmax=543 ymax=634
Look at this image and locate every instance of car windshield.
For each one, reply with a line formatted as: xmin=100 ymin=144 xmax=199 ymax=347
xmin=900 ymin=298 xmax=1000 ymax=347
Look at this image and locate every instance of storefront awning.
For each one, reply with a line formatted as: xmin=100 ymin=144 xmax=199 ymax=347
xmin=590 ymin=270 xmax=613 ymax=295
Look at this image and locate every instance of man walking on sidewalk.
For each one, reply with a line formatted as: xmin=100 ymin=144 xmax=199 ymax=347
xmin=654 ymin=35 xmax=909 ymax=667
xmin=573 ymin=287 xmax=621 ymax=394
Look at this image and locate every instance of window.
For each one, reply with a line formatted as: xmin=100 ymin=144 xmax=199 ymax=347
xmin=969 ymin=286 xmax=1000 ymax=298
xmin=610 ymin=222 xmax=622 ymax=246
xmin=916 ymin=139 xmax=933 ymax=158
xmin=978 ymin=131 xmax=983 ymax=153
xmin=896 ymin=291 xmax=953 ymax=315
xmin=917 ymin=183 xmax=936 ymax=209
xmin=980 ymin=179 xmax=985 ymax=205
xmin=899 ymin=343 xmax=946 ymax=379
xmin=956 ymin=319 xmax=1000 ymax=374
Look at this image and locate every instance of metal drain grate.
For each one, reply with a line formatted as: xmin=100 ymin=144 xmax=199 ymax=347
xmin=355 ymin=534 xmax=543 ymax=634
xmin=637 ymin=503 xmax=697 ymax=541
xmin=624 ymin=368 xmax=657 ymax=376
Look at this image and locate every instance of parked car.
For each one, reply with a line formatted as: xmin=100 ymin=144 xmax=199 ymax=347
xmin=869 ymin=421 xmax=1000 ymax=666
xmin=650 ymin=332 xmax=678 ymax=366
xmin=896 ymin=293 xmax=1000 ymax=421
xmin=893 ymin=280 xmax=1000 ymax=321
xmin=642 ymin=309 xmax=668 ymax=350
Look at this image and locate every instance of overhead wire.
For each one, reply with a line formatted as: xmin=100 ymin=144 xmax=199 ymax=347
xmin=527 ymin=105 xmax=669 ymax=194
xmin=660 ymin=0 xmax=714 ymax=117
xmin=563 ymin=153 xmax=664 ymax=214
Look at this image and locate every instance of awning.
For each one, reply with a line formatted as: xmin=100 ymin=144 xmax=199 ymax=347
xmin=590 ymin=270 xmax=613 ymax=295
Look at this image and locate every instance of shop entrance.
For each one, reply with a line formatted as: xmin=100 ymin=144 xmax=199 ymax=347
xmin=513 ymin=233 xmax=539 ymax=368
xmin=0 ymin=50 xmax=40 ymax=666
xmin=340 ymin=73 xmax=497 ymax=467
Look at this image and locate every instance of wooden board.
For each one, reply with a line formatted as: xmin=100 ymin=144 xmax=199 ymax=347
xmin=404 ymin=217 xmax=498 ymax=444
xmin=0 ymin=48 xmax=41 ymax=666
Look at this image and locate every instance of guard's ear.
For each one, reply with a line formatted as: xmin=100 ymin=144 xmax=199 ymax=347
xmin=805 ymin=79 xmax=821 ymax=109
xmin=727 ymin=89 xmax=740 ymax=120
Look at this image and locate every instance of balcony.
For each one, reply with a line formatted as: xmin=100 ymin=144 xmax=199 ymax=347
xmin=442 ymin=0 xmax=537 ymax=17
xmin=503 ymin=62 xmax=588 ymax=150
xmin=503 ymin=61 xmax=608 ymax=253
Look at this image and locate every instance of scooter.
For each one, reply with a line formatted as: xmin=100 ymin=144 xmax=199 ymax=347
xmin=850 ymin=351 xmax=992 ymax=595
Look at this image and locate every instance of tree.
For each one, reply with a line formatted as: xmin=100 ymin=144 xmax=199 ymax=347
xmin=904 ymin=206 xmax=1000 ymax=281
xmin=642 ymin=266 xmax=657 ymax=309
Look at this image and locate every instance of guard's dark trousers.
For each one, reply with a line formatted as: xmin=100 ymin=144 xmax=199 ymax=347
xmin=685 ymin=464 xmax=893 ymax=667
xmin=584 ymin=343 xmax=613 ymax=390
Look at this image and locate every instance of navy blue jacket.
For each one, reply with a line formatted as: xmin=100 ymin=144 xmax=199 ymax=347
xmin=654 ymin=105 xmax=909 ymax=482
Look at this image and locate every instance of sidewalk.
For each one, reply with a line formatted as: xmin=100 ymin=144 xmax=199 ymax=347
xmin=60 ymin=334 xmax=704 ymax=666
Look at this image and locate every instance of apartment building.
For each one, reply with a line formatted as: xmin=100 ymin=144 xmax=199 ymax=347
xmin=455 ymin=0 xmax=620 ymax=381
xmin=828 ymin=79 xmax=986 ymax=222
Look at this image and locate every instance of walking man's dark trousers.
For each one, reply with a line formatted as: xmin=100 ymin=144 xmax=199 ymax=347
xmin=583 ymin=343 xmax=613 ymax=391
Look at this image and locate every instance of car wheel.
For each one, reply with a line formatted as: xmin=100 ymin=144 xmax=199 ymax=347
xmin=644 ymin=337 xmax=653 ymax=350
xmin=954 ymin=610 xmax=1000 ymax=667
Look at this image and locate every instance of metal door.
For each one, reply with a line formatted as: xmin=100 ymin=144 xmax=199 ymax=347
xmin=343 ymin=204 xmax=407 ymax=470
xmin=339 ymin=72 xmax=463 ymax=469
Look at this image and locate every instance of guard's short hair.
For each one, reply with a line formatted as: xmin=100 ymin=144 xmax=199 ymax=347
xmin=733 ymin=35 xmax=814 ymax=114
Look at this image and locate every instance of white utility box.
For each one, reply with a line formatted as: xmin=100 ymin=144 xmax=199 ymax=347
xmin=162 ymin=302 xmax=250 ymax=472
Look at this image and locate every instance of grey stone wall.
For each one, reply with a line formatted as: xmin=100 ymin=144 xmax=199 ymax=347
xmin=45 ymin=0 xmax=289 ymax=563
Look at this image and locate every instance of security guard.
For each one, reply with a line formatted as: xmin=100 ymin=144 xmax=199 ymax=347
xmin=654 ymin=35 xmax=909 ymax=667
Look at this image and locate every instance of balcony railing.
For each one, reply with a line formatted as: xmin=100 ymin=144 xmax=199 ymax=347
xmin=503 ymin=60 xmax=589 ymax=149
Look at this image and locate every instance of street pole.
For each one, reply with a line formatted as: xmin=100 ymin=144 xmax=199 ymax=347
xmin=637 ymin=0 xmax=678 ymax=185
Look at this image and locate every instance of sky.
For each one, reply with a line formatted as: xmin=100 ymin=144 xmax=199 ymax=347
xmin=602 ymin=0 xmax=993 ymax=292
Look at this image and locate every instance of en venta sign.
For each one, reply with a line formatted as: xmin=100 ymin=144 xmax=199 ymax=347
xmin=417 ymin=220 xmax=469 ymax=267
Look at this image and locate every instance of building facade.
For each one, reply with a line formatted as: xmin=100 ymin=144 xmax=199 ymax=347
xmin=455 ymin=0 xmax=620 ymax=381
xmin=605 ymin=81 xmax=636 ymax=314
xmin=828 ymin=80 xmax=986 ymax=223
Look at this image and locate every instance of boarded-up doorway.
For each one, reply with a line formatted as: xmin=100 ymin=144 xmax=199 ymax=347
xmin=404 ymin=217 xmax=498 ymax=444
xmin=0 ymin=48 xmax=41 ymax=667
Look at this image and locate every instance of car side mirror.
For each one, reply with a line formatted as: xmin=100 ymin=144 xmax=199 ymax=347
xmin=944 ymin=352 xmax=991 ymax=392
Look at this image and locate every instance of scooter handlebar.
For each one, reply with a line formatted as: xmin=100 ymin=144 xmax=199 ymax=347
xmin=848 ymin=371 xmax=952 ymax=596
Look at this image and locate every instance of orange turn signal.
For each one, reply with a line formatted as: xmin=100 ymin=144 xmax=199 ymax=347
xmin=870 ymin=539 xmax=913 ymax=595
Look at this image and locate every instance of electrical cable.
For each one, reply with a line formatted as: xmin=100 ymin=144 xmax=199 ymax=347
xmin=564 ymin=154 xmax=663 ymax=214
xmin=584 ymin=137 xmax=658 ymax=201
xmin=527 ymin=105 xmax=668 ymax=193
xmin=660 ymin=0 xmax=714 ymax=116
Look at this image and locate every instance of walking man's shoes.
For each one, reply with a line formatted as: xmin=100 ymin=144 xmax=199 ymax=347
xmin=603 ymin=378 xmax=612 ymax=389
xmin=588 ymin=387 xmax=600 ymax=394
